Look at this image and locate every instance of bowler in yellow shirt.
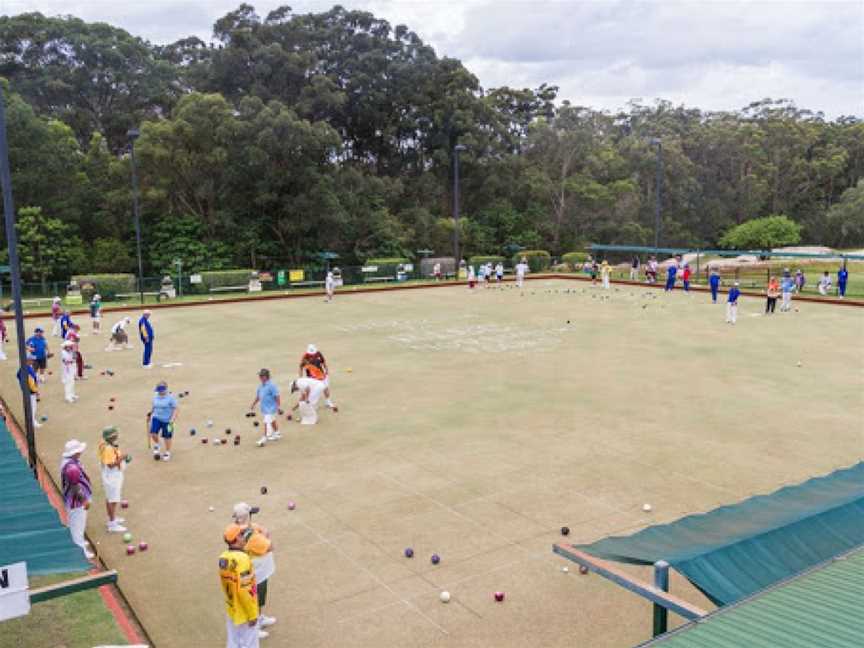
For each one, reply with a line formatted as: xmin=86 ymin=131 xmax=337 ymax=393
xmin=220 ymin=531 xmax=259 ymax=648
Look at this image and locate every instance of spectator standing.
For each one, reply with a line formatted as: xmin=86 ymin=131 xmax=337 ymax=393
xmin=629 ymin=256 xmax=640 ymax=281
xmin=795 ymin=269 xmax=806 ymax=293
xmin=60 ymin=439 xmax=94 ymax=559
xmin=818 ymin=271 xmax=832 ymax=296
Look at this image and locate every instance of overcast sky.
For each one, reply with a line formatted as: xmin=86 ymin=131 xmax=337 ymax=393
xmin=2 ymin=0 xmax=861 ymax=118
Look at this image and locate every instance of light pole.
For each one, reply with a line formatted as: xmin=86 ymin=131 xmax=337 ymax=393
xmin=174 ymin=258 xmax=182 ymax=298
xmin=127 ymin=128 xmax=144 ymax=304
xmin=650 ymin=137 xmax=663 ymax=250
xmin=0 ymin=84 xmax=37 ymax=471
xmin=452 ymin=144 xmax=466 ymax=279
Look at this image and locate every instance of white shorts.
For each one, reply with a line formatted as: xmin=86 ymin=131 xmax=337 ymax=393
xmin=101 ymin=468 xmax=124 ymax=503
xmin=226 ymin=615 xmax=260 ymax=648
xmin=263 ymin=413 xmax=275 ymax=425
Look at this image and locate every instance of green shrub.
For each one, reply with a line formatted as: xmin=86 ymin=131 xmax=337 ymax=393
xmin=190 ymin=269 xmax=254 ymax=294
xmin=364 ymin=257 xmax=411 ymax=278
xmin=511 ymin=250 xmax=551 ymax=272
xmin=469 ymin=255 xmax=505 ymax=268
xmin=71 ymin=274 xmax=137 ymax=300
xmin=561 ymin=252 xmax=590 ymax=270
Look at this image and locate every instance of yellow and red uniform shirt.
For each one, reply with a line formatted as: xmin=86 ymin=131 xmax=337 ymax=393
xmin=219 ymin=549 xmax=259 ymax=625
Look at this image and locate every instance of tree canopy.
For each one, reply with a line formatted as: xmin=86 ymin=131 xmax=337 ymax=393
xmin=1 ymin=5 xmax=863 ymax=282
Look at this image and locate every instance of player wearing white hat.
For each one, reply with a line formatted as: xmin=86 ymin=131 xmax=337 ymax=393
xmin=299 ymin=344 xmax=337 ymax=412
xmin=105 ymin=317 xmax=133 ymax=351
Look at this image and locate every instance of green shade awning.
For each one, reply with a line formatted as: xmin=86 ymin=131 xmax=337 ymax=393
xmin=0 ymin=421 xmax=91 ymax=575
xmin=576 ymin=462 xmax=864 ymax=606
xmin=639 ymin=546 xmax=864 ymax=647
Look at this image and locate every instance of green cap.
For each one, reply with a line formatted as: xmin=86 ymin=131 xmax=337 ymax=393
xmin=102 ymin=426 xmax=119 ymax=443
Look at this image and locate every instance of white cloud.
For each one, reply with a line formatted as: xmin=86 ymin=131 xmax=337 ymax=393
xmin=2 ymin=0 xmax=861 ymax=117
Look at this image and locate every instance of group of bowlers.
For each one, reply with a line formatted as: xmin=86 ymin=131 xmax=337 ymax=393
xmin=250 ymin=344 xmax=338 ymax=448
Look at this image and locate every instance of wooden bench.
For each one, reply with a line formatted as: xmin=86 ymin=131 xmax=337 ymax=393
xmin=22 ymin=298 xmax=53 ymax=307
xmin=363 ymin=276 xmax=395 ymax=283
xmin=116 ymin=292 xmax=160 ymax=301
xmin=209 ymin=285 xmax=248 ymax=293
xmin=290 ymin=280 xmax=325 ymax=288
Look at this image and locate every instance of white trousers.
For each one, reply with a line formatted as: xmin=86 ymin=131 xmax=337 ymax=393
xmin=52 ymin=318 xmax=61 ymax=337
xmin=516 ymin=274 xmax=524 ymax=288
xmin=0 ymin=337 xmax=6 ymax=360
xmin=67 ymin=506 xmax=88 ymax=552
xmin=30 ymin=394 xmax=38 ymax=425
xmin=781 ymin=291 xmax=792 ymax=311
xmin=629 ymin=268 xmax=638 ymax=280
xmin=602 ymin=275 xmax=610 ymax=289
xmin=226 ymin=615 xmax=260 ymax=648
xmin=726 ymin=303 xmax=737 ymax=323
xmin=63 ymin=366 xmax=76 ymax=401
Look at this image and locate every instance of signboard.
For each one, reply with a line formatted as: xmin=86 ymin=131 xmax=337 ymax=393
xmin=289 ymin=270 xmax=305 ymax=282
xmin=402 ymin=263 xmax=414 ymax=272
xmin=0 ymin=562 xmax=30 ymax=622
xmin=276 ymin=270 xmax=286 ymax=286
xmin=361 ymin=266 xmax=378 ymax=273
xmin=259 ymin=272 xmax=273 ymax=282
xmin=190 ymin=274 xmax=203 ymax=284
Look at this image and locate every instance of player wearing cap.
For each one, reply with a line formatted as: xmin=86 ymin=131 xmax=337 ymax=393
xmin=25 ymin=326 xmax=50 ymax=382
xmin=250 ymin=369 xmax=281 ymax=447
xmin=229 ymin=503 xmax=277 ymax=638
xmin=98 ymin=427 xmax=129 ymax=533
xmin=299 ymin=344 xmax=337 ymax=412
xmin=219 ymin=531 xmax=260 ymax=648
xmin=106 ymin=317 xmax=133 ymax=351
xmin=148 ymin=381 xmax=178 ymax=461
xmin=60 ymin=339 xmax=78 ymax=403
xmin=61 ymin=439 xmax=93 ymax=559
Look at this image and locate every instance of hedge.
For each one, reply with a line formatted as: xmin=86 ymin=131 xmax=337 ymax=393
xmin=190 ymin=269 xmax=254 ymax=294
xmin=561 ymin=252 xmax=590 ymax=270
xmin=511 ymin=250 xmax=551 ymax=272
xmin=469 ymin=255 xmax=505 ymax=268
xmin=364 ymin=257 xmax=411 ymax=278
xmin=71 ymin=274 xmax=137 ymax=300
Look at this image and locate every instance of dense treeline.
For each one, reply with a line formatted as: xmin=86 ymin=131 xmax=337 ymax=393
xmin=1 ymin=5 xmax=863 ymax=279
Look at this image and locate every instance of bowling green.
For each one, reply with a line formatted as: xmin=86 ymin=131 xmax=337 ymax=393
xmin=1 ymin=279 xmax=862 ymax=648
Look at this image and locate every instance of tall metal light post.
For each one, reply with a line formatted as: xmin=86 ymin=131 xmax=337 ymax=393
xmin=452 ymin=144 xmax=467 ymax=279
xmin=650 ymin=137 xmax=663 ymax=250
xmin=0 ymin=84 xmax=37 ymax=471
xmin=127 ymin=128 xmax=145 ymax=304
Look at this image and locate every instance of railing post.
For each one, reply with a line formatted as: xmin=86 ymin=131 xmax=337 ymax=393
xmin=653 ymin=560 xmax=670 ymax=637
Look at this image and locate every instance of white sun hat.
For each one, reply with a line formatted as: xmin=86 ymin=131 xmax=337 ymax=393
xmin=62 ymin=439 xmax=87 ymax=457
xmin=307 ymin=344 xmax=317 ymax=355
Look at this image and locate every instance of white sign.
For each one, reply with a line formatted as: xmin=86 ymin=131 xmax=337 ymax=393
xmin=0 ymin=562 xmax=30 ymax=621
xmin=189 ymin=274 xmax=203 ymax=284
xmin=361 ymin=266 xmax=378 ymax=273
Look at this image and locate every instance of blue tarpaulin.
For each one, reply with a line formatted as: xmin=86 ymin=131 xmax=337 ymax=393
xmin=0 ymin=420 xmax=91 ymax=575
xmin=576 ymin=462 xmax=864 ymax=606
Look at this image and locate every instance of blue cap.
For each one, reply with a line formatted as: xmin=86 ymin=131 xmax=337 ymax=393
xmin=34 ymin=327 xmax=44 ymax=333
xmin=155 ymin=382 xmax=167 ymax=392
